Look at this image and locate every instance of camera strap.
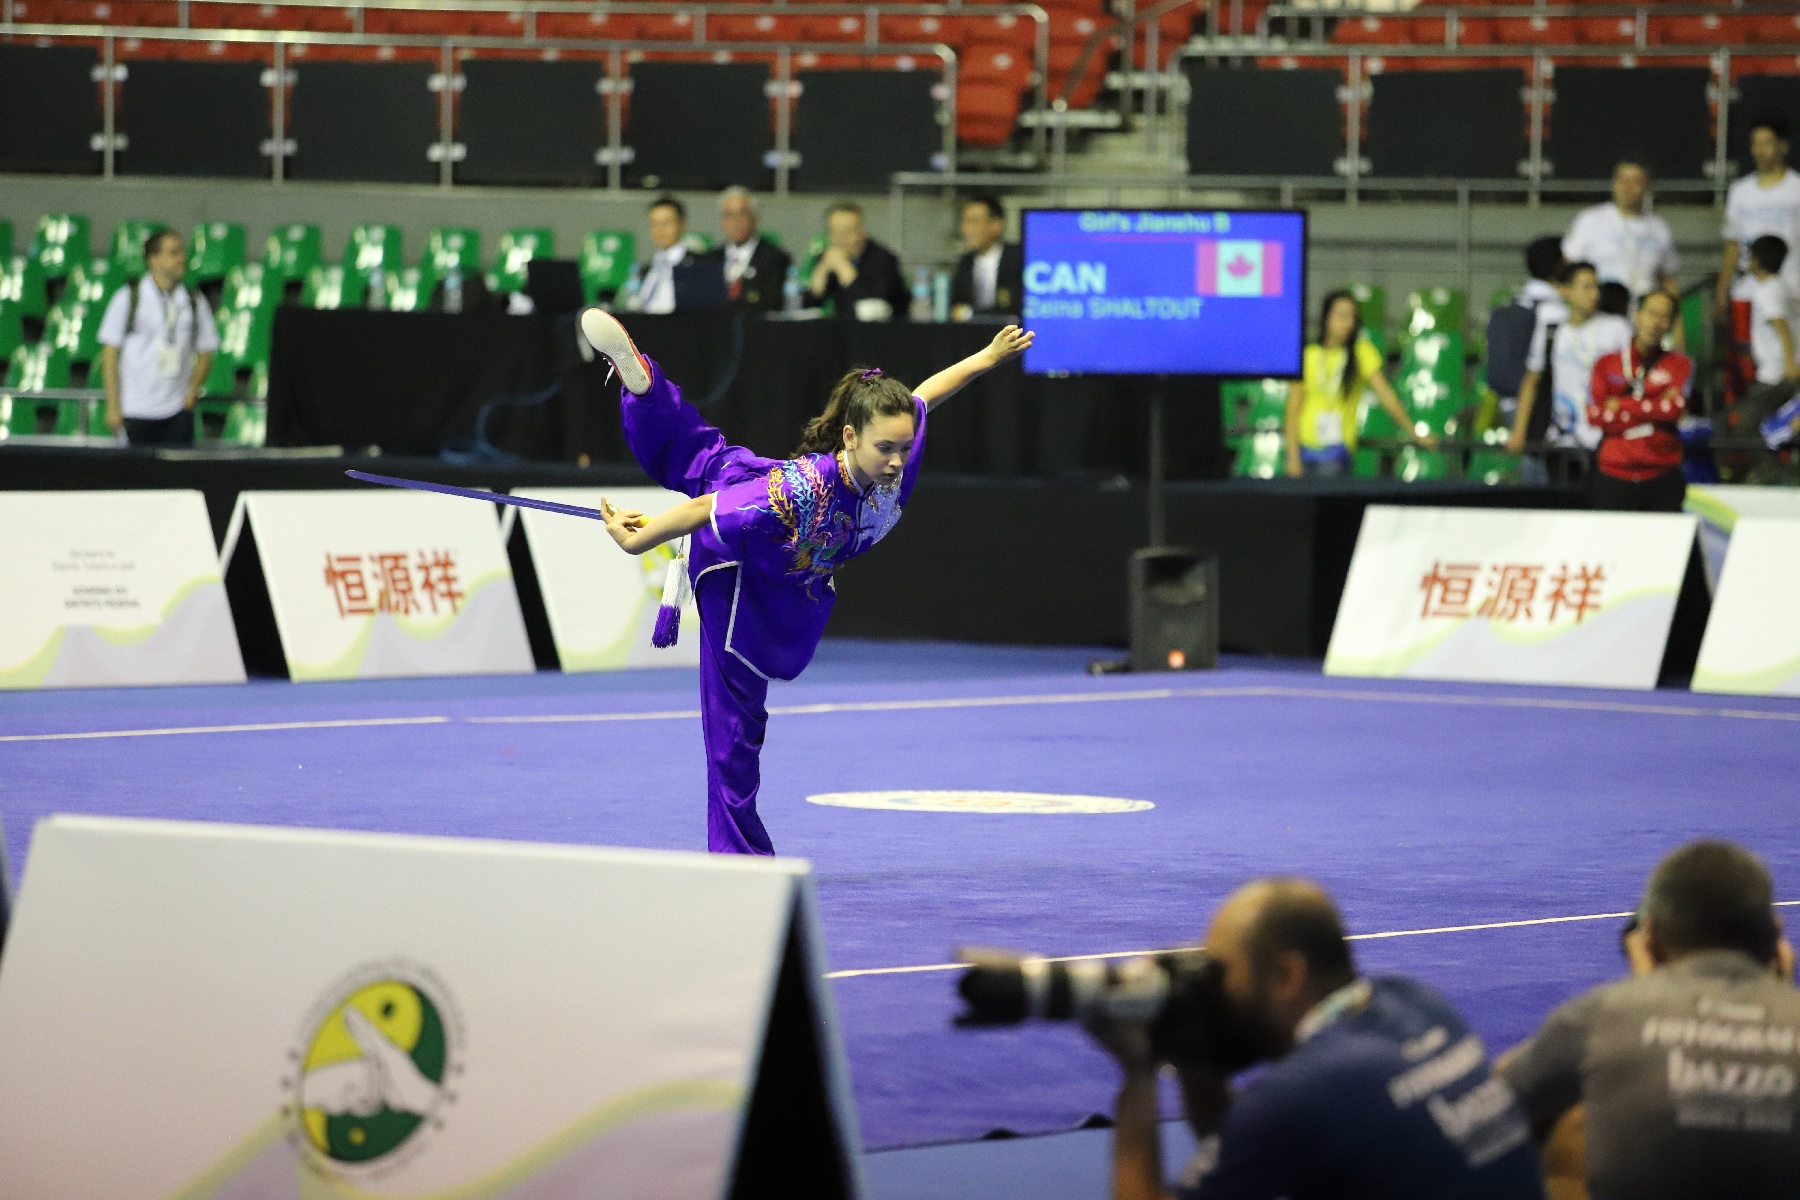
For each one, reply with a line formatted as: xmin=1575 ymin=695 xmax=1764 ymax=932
xmin=1294 ymin=978 xmax=1372 ymax=1044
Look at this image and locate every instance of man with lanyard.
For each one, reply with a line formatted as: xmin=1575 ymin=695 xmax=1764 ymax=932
xmin=98 ymin=227 xmax=217 ymax=447
xmin=1587 ymin=290 xmax=1691 ymax=512
xmin=1085 ymin=878 xmax=1544 ymax=1200
xmin=1715 ymin=117 xmax=1800 ymax=409
xmin=1508 ymin=261 xmax=1633 ymax=482
xmin=1563 ymin=161 xmax=1680 ymax=316
xmin=713 ymin=186 xmax=790 ymax=312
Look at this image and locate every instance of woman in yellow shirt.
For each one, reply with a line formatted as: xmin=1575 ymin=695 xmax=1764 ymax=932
xmin=1284 ymin=290 xmax=1430 ymax=477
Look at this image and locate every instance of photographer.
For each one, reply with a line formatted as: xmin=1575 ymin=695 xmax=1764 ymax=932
xmin=1086 ymin=879 xmax=1543 ymax=1200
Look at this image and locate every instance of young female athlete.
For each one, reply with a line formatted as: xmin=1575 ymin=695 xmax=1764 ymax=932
xmin=578 ymin=308 xmax=1033 ymax=855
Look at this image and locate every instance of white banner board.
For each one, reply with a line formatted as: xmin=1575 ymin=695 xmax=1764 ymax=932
xmin=0 ymin=490 xmax=245 ymax=689
xmin=0 ymin=816 xmax=862 ymax=1200
xmin=1325 ymin=506 xmax=1697 ymax=690
xmin=513 ymin=487 xmax=699 ymax=671
xmin=1692 ymin=517 xmax=1800 ymax=696
xmin=228 ymin=490 xmax=533 ymax=681
xmin=1683 ymin=483 xmax=1800 ymax=590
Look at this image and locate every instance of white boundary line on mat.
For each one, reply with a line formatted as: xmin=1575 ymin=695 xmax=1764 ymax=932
xmin=822 ymin=901 xmax=1800 ymax=980
xmin=5 ymin=683 xmax=1797 ymax=743
xmin=0 ymin=716 xmax=450 ymax=743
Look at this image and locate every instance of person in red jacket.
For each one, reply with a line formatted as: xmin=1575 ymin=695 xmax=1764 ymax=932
xmin=1587 ymin=289 xmax=1691 ymax=511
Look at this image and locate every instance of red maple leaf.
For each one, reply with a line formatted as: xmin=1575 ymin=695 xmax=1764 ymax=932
xmin=1225 ymin=254 xmax=1255 ymax=278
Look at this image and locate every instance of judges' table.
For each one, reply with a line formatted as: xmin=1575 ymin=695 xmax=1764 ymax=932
xmin=265 ymin=309 xmax=1227 ymax=478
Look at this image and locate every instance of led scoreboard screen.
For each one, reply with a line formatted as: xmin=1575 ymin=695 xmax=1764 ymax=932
xmin=1020 ymin=208 xmax=1307 ymax=377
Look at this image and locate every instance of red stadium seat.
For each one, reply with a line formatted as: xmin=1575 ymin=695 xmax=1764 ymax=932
xmin=1747 ymin=14 xmax=1800 ymax=44
xmin=1731 ymin=55 xmax=1800 ymax=79
xmin=364 ymin=9 xmax=527 ymax=37
xmin=710 ymin=12 xmax=804 ymax=42
xmin=537 ymin=11 xmax=640 ymax=41
xmin=1333 ymin=15 xmax=1409 ymax=45
xmin=1487 ymin=14 xmax=1578 ymax=45
xmin=801 ymin=11 xmax=870 ymax=43
xmin=881 ymin=13 xmax=969 ymax=49
xmin=1575 ymin=16 xmax=1641 ymax=46
xmin=956 ymin=80 xmax=1021 ymax=146
xmin=961 ymin=41 xmax=1034 ymax=89
xmin=635 ymin=9 xmax=699 ymax=42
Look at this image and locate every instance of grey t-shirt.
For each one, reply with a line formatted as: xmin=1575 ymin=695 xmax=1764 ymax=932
xmin=1501 ymin=951 xmax=1800 ymax=1200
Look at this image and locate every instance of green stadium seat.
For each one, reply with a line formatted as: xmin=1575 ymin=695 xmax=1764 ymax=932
xmin=1344 ymin=283 xmax=1387 ymax=343
xmin=1394 ymin=446 xmax=1450 ymax=482
xmin=5 ymin=342 xmax=72 ymax=390
xmin=381 ymin=267 xmax=429 ymax=312
xmin=0 ymin=221 xmax=12 ymax=258
xmin=425 ymin=227 xmax=481 ymax=284
xmin=343 ymin=224 xmax=404 ymax=295
xmin=220 ymin=261 xmax=277 ymax=321
xmin=44 ymin=300 xmax=102 ymax=366
xmin=0 ymin=303 xmax=22 ymax=361
xmin=1394 ymin=331 xmax=1467 ymax=438
xmin=265 ymin=223 xmax=324 ymax=285
xmin=28 ymin=213 xmax=91 ymax=282
xmin=1403 ymin=287 xmax=1466 ymax=340
xmin=1680 ymin=289 xmax=1710 ymax=368
xmin=187 ymin=221 xmax=247 ymax=285
xmin=108 ymin=219 xmax=168 ymax=278
xmin=1221 ymin=379 xmax=1292 ymax=479
xmin=66 ymin=257 xmax=129 ymax=308
xmin=580 ymin=229 xmax=636 ymax=303
xmin=489 ymin=227 xmax=554 ymax=294
xmin=2 ymin=254 xmax=51 ymax=320
xmin=1233 ymin=430 xmax=1286 ymax=479
xmin=301 ymin=264 xmax=364 ymax=310
xmin=1467 ymin=448 xmax=1521 ymax=485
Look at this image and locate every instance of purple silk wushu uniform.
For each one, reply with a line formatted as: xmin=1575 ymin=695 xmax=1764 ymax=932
xmin=622 ymin=356 xmax=927 ymax=855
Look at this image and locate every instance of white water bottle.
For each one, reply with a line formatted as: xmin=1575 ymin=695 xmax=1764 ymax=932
xmin=444 ymin=267 xmax=463 ymax=314
xmin=910 ymin=266 xmax=932 ymax=322
xmin=783 ymin=263 xmax=803 ymax=313
xmin=367 ymin=267 xmax=387 ymax=310
xmin=623 ymin=262 xmax=643 ymax=310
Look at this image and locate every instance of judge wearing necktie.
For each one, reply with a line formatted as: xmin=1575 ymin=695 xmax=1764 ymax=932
xmin=949 ymin=195 xmax=1024 ymax=320
xmin=712 ymin=186 xmax=791 ymax=311
xmin=628 ymin=195 xmax=725 ymax=314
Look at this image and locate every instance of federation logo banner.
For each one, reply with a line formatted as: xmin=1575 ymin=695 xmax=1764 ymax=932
xmin=1325 ymin=506 xmax=1697 ymax=689
xmin=1196 ymin=239 xmax=1284 ymax=297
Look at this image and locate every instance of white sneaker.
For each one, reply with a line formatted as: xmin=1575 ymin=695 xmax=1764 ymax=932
xmin=579 ymin=308 xmax=652 ymax=396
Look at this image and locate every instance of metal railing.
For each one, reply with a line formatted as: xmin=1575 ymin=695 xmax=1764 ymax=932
xmin=1206 ymin=0 xmax=1800 ymax=41
xmin=2 ymin=21 xmax=961 ymax=191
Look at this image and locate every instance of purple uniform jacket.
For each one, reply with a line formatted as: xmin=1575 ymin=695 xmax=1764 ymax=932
xmin=687 ymin=397 xmax=927 ymax=681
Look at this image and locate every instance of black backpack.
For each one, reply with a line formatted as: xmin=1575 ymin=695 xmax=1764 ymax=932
xmin=1484 ymin=300 xmax=1539 ymax=399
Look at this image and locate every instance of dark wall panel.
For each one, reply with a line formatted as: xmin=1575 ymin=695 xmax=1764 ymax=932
xmin=1731 ymin=76 xmax=1800 ymax=171
xmin=290 ymin=61 xmax=437 ymax=184
xmin=626 ymin=61 xmax=771 ymax=190
xmin=1184 ymin=64 xmax=1343 ymax=177
xmin=1367 ymin=68 xmax=1526 ymax=179
xmin=460 ymin=58 xmax=605 ymax=187
xmin=0 ymin=45 xmax=101 ymax=174
xmin=118 ymin=60 xmax=268 ymax=178
xmin=1547 ymin=66 xmax=1711 ymax=180
xmin=793 ymin=68 xmax=942 ymax=193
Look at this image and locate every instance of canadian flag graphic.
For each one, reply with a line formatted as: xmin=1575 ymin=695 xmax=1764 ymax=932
xmin=1196 ymin=240 xmax=1284 ymax=297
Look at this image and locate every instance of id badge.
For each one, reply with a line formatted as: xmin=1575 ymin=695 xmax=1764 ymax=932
xmin=1313 ymin=408 xmax=1345 ymax=447
xmin=155 ymin=344 xmax=183 ymax=378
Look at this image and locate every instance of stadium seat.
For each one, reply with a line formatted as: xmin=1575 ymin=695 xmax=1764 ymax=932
xmin=1344 ymin=283 xmax=1387 ymax=343
xmin=342 ymin=223 xmax=403 ymax=294
xmin=1403 ymin=287 xmax=1465 ymax=340
xmin=1746 ymin=13 xmax=1800 ymax=43
xmin=883 ymin=13 xmax=970 ymax=48
xmin=1233 ymin=429 xmax=1286 ymax=478
xmin=1395 ymin=330 xmax=1467 ymax=436
xmin=28 ymin=213 xmax=91 ymax=282
xmin=44 ymin=298 xmax=102 ymax=365
xmin=712 ymin=12 xmax=803 ymax=42
xmin=264 ymin=222 xmax=323 ymax=286
xmin=957 ymin=81 xmax=1023 ymax=146
xmin=1576 ymin=16 xmax=1641 ymax=47
xmin=0 ymin=221 xmax=12 ymax=258
xmin=187 ymin=220 xmax=246 ymax=285
xmin=801 ymin=11 xmax=869 ymax=43
xmin=300 ymin=263 xmax=365 ymax=309
xmin=5 ymin=341 xmax=73 ymax=391
xmin=424 ymin=227 xmax=481 ymax=286
xmin=1486 ymin=14 xmax=1577 ymax=45
xmin=364 ymin=9 xmax=526 ymax=37
xmin=1652 ymin=15 xmax=1750 ymax=45
xmin=962 ymin=42 xmax=1035 ymax=91
xmin=580 ymin=229 xmax=635 ymax=302
xmin=379 ymin=266 xmax=430 ymax=312
xmin=634 ymin=9 xmax=697 ymax=41
xmin=64 ymin=256 xmax=126 ymax=308
xmin=1394 ymin=445 xmax=1450 ymax=481
xmin=536 ymin=10 xmax=639 ymax=39
xmin=1 ymin=255 xmax=51 ymax=321
xmin=0 ymin=302 xmax=23 ymax=362
xmin=1333 ymin=15 xmax=1410 ymax=46
xmin=107 ymin=219 xmax=168 ymax=278
xmin=489 ymin=228 xmax=554 ymax=294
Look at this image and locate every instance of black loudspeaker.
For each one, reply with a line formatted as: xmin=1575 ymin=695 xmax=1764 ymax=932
xmin=1129 ymin=548 xmax=1218 ymax=673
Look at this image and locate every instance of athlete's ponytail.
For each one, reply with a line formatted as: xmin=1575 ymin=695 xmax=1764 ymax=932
xmin=793 ymin=366 xmax=916 ymax=456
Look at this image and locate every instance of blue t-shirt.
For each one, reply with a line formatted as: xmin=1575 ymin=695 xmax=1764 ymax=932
xmin=1177 ymin=977 xmax=1544 ymax=1200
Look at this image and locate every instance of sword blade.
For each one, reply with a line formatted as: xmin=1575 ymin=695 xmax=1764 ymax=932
xmin=344 ymin=470 xmax=607 ymax=521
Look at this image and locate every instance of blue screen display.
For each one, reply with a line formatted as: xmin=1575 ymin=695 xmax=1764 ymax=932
xmin=1021 ymin=209 xmax=1307 ymax=377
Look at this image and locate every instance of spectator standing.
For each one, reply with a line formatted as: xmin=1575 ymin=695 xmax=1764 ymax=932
xmin=712 ymin=185 xmax=790 ymax=312
xmin=949 ymin=195 xmax=1024 ymax=320
xmin=1088 ymin=878 xmax=1544 ymax=1200
xmin=1740 ymin=235 xmax=1800 ymax=482
xmin=1285 ymin=290 xmax=1432 ymax=478
xmin=1715 ymin=117 xmax=1800 ymax=408
xmin=1487 ymin=236 xmax=1568 ymax=433
xmin=1508 ymin=262 xmax=1633 ymax=477
xmin=1563 ymin=162 xmax=1680 ymax=314
xmin=807 ymin=202 xmax=909 ymax=321
xmin=1587 ymin=290 xmax=1691 ymax=512
xmin=98 ymin=228 xmax=218 ymax=447
xmin=1502 ymin=841 xmax=1800 ymax=1199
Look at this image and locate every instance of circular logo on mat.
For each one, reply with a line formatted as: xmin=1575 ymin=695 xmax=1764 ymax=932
xmin=284 ymin=961 xmax=462 ymax=1179
xmin=806 ymin=790 xmax=1154 ymax=814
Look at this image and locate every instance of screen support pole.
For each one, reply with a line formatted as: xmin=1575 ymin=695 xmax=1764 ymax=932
xmin=1147 ymin=382 xmax=1167 ymax=547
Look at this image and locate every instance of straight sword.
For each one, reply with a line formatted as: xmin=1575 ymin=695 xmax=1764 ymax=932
xmin=344 ymin=469 xmax=608 ymax=521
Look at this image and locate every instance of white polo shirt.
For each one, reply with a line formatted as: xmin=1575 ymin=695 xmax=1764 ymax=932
xmin=1749 ymin=274 xmax=1797 ymax=384
xmin=1562 ymin=203 xmax=1680 ymax=297
xmin=1526 ymin=311 xmax=1633 ymax=449
xmin=1723 ymin=169 xmax=1800 ymax=300
xmin=97 ymin=276 xmax=219 ymax=420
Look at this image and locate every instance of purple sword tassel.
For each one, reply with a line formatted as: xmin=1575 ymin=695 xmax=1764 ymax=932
xmin=651 ymin=536 xmax=691 ymax=649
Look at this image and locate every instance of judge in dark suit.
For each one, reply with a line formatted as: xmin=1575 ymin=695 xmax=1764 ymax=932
xmin=709 ymin=185 xmax=791 ymax=311
xmin=628 ymin=195 xmax=726 ymax=313
xmin=806 ymin=201 xmax=910 ymax=321
xmin=950 ymin=195 xmax=1024 ymax=320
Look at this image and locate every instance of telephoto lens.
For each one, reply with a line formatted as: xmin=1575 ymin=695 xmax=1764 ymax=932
xmin=953 ymin=947 xmax=1236 ymax=1066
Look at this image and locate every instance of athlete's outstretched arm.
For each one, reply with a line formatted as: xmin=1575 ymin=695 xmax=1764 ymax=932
xmin=914 ymin=324 xmax=1034 ymax=412
xmin=601 ymin=493 xmax=713 ymax=555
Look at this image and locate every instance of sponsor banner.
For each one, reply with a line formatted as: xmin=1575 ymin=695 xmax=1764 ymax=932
xmin=0 ymin=815 xmax=861 ymax=1200
xmin=1325 ymin=506 xmax=1697 ymax=690
xmin=0 ymin=490 xmax=245 ymax=690
xmin=1692 ymin=517 xmax=1800 ymax=696
xmin=512 ymin=487 xmax=699 ymax=671
xmin=1683 ymin=484 xmax=1800 ymax=590
xmin=231 ymin=490 xmax=533 ymax=682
